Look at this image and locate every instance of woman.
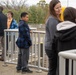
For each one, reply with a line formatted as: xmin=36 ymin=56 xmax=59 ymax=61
xmin=6 ymin=11 xmax=18 ymax=53
xmin=45 ymin=0 xmax=61 ymax=75
xmin=7 ymin=11 xmax=18 ymax=29
xmin=54 ymin=7 xmax=76 ymax=75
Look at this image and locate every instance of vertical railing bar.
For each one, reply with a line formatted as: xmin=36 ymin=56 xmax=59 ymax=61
xmin=29 ymin=32 xmax=31 ymax=65
xmin=69 ymin=59 xmax=72 ymax=75
xmin=12 ymin=32 xmax=14 ymax=61
xmin=42 ymin=33 xmax=45 ymax=67
xmin=8 ymin=32 xmax=10 ymax=61
xmin=33 ymin=32 xmax=35 ymax=65
xmin=73 ymin=60 xmax=76 ymax=75
xmin=11 ymin=32 xmax=13 ymax=62
xmin=14 ymin=32 xmax=16 ymax=62
xmin=59 ymin=56 xmax=65 ymax=75
xmin=36 ymin=32 xmax=42 ymax=72
xmin=15 ymin=32 xmax=18 ymax=59
xmin=34 ymin=33 xmax=37 ymax=66
xmin=4 ymin=31 xmax=7 ymax=63
xmin=31 ymin=32 xmax=33 ymax=64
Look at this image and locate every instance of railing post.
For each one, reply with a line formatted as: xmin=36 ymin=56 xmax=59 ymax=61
xmin=36 ymin=32 xmax=42 ymax=73
xmin=59 ymin=56 xmax=65 ymax=75
xmin=73 ymin=61 xmax=76 ymax=75
xmin=3 ymin=31 xmax=8 ymax=66
xmin=3 ymin=29 xmax=49 ymax=71
xmin=69 ymin=59 xmax=72 ymax=75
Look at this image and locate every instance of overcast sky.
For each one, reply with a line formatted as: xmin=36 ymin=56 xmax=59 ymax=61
xmin=0 ymin=0 xmax=76 ymax=8
xmin=26 ymin=0 xmax=76 ymax=7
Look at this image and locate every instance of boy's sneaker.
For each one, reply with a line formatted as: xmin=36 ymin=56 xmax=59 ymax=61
xmin=16 ymin=66 xmax=21 ymax=73
xmin=16 ymin=69 xmax=21 ymax=73
xmin=22 ymin=69 xmax=33 ymax=73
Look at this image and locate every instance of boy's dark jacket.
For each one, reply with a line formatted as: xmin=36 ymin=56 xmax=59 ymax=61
xmin=16 ymin=20 xmax=32 ymax=49
xmin=53 ymin=21 xmax=76 ymax=52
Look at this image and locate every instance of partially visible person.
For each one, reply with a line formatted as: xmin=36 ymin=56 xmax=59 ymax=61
xmin=45 ymin=0 xmax=62 ymax=75
xmin=53 ymin=7 xmax=76 ymax=75
xmin=6 ymin=11 xmax=18 ymax=52
xmin=16 ymin=12 xmax=33 ymax=73
xmin=0 ymin=6 xmax=7 ymax=61
xmin=7 ymin=11 xmax=18 ymax=29
xmin=60 ymin=7 xmax=66 ymax=21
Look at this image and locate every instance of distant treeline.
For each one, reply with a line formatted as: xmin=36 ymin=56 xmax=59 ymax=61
xmin=3 ymin=5 xmax=49 ymax=24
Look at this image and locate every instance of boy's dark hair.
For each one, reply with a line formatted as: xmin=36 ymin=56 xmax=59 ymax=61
xmin=8 ymin=11 xmax=13 ymax=17
xmin=63 ymin=7 xmax=76 ymax=23
xmin=21 ymin=12 xmax=28 ymax=18
xmin=49 ymin=0 xmax=60 ymax=18
xmin=0 ymin=6 xmax=3 ymax=12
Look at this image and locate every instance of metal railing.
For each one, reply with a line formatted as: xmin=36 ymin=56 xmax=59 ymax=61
xmin=4 ymin=29 xmax=48 ymax=72
xmin=59 ymin=50 xmax=76 ymax=75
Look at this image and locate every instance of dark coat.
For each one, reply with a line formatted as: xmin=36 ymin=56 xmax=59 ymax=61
xmin=0 ymin=12 xmax=7 ymax=36
xmin=53 ymin=26 xmax=76 ymax=53
xmin=16 ymin=20 xmax=32 ymax=49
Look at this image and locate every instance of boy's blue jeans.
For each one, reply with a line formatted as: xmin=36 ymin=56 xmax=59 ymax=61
xmin=17 ymin=48 xmax=29 ymax=70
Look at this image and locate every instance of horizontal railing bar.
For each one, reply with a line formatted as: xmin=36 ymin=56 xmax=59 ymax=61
xmin=59 ymin=50 xmax=76 ymax=60
xmin=31 ymin=31 xmax=45 ymax=33
xmin=4 ymin=61 xmax=48 ymax=71
xmin=4 ymin=29 xmax=45 ymax=33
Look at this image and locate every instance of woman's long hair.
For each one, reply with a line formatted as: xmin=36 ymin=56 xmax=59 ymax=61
xmin=49 ymin=0 xmax=60 ymax=18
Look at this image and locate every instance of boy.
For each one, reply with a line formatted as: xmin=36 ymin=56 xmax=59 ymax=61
xmin=16 ymin=12 xmax=32 ymax=73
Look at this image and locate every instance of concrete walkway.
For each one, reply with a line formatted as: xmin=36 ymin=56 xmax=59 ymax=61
xmin=0 ymin=61 xmax=47 ymax=75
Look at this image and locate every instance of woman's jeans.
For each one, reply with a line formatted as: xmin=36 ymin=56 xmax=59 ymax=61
xmin=45 ymin=49 xmax=57 ymax=75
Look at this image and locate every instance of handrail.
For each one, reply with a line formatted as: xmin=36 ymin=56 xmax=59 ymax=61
xmin=4 ymin=29 xmax=45 ymax=33
xmin=59 ymin=50 xmax=76 ymax=75
xmin=59 ymin=50 xmax=76 ymax=60
xmin=4 ymin=29 xmax=48 ymax=72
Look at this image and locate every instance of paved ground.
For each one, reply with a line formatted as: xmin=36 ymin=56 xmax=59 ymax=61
xmin=0 ymin=61 xmax=47 ymax=75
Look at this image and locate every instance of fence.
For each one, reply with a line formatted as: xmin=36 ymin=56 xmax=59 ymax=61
xmin=4 ymin=29 xmax=48 ymax=72
xmin=59 ymin=50 xmax=76 ymax=75
xmin=4 ymin=29 xmax=76 ymax=74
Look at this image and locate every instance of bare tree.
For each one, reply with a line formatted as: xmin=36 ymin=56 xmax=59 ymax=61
xmin=0 ymin=0 xmax=10 ymax=8
xmin=0 ymin=0 xmax=27 ymax=10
